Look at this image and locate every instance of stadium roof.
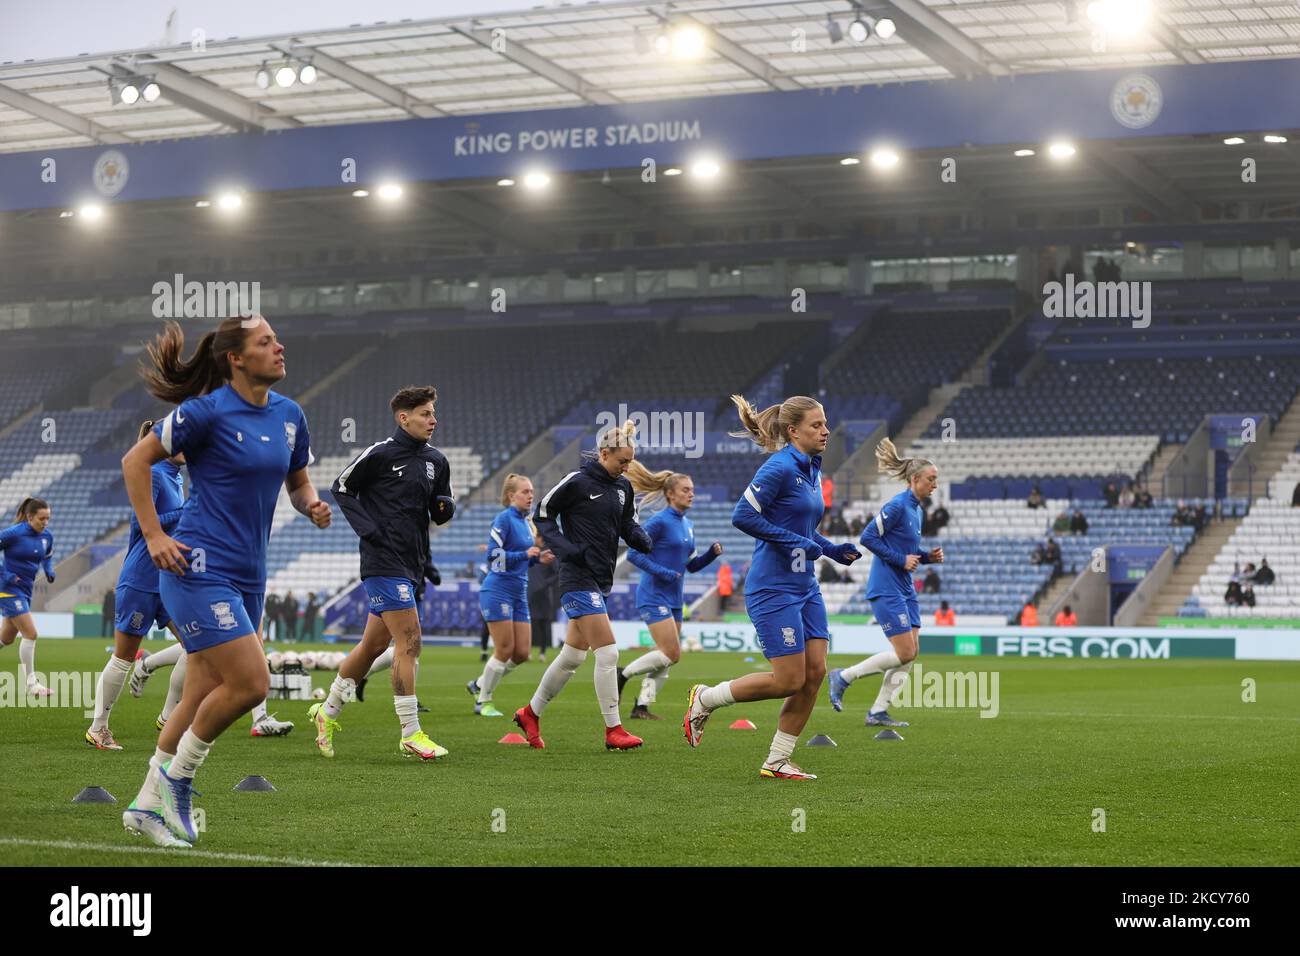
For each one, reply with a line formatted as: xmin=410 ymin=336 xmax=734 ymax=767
xmin=1 ymin=0 xmax=1297 ymax=154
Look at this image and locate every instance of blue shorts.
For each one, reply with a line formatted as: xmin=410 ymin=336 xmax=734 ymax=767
xmin=871 ymin=591 xmax=921 ymax=637
xmin=0 ymin=593 xmax=30 ymax=618
xmin=114 ymin=585 xmax=172 ymax=637
xmin=159 ymin=574 xmax=264 ymax=653
xmin=638 ymin=604 xmax=682 ymax=626
xmin=364 ymin=576 xmax=418 ymax=615
xmin=747 ymin=586 xmax=829 ymax=660
xmin=480 ymin=583 xmax=530 ymax=623
xmin=561 ymin=589 xmax=607 ymax=619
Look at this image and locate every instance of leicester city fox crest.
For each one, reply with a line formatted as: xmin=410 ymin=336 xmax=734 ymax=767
xmin=284 ymin=421 xmax=297 ymax=451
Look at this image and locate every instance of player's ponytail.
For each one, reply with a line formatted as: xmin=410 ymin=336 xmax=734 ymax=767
xmin=876 ymin=436 xmax=935 ymax=483
xmin=596 ymin=419 xmax=638 ymax=450
xmin=625 ymin=461 xmax=686 ymax=509
xmin=729 ymin=394 xmax=823 ymax=453
xmin=140 ymin=317 xmax=261 ymax=404
xmin=15 ymin=497 xmax=47 ymax=521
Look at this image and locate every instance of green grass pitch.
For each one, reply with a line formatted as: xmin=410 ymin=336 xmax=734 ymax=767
xmin=2 ymin=640 xmax=1297 ymax=866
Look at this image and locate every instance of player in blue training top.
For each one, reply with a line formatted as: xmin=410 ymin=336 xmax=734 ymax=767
xmin=513 ymin=420 xmax=654 ymax=752
xmin=85 ymin=420 xmax=188 ymax=751
xmin=684 ymin=395 xmax=860 ymax=781
xmin=118 ymin=316 xmax=331 ymax=848
xmin=617 ymin=463 xmax=721 ymax=720
xmin=828 ymin=437 xmax=942 ymax=726
xmin=0 ymin=496 xmax=56 ymax=699
xmin=466 ymin=473 xmax=554 ymax=717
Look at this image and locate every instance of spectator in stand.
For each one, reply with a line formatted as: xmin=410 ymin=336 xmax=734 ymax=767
xmin=1020 ymin=602 xmax=1039 ymax=626
xmin=1054 ymin=604 xmax=1078 ymax=626
xmin=1026 ymin=486 xmax=1046 ymax=509
xmin=302 ymin=592 xmax=321 ymax=642
xmin=1293 ymin=482 xmax=1300 ymax=507
xmin=922 ymin=567 xmax=941 ymax=594
xmin=1043 ymin=537 xmax=1063 ymax=576
xmin=717 ymin=562 xmax=734 ymax=613
xmin=281 ymin=590 xmax=299 ymax=642
xmin=1173 ymin=500 xmax=1194 ymax=527
xmin=819 ymin=560 xmax=841 ymax=585
xmin=1052 ymin=510 xmax=1071 ymax=535
xmin=1242 ymin=583 xmax=1257 ymax=608
xmin=264 ymin=592 xmax=280 ymax=642
xmin=1103 ymin=481 xmax=1120 ymax=508
xmin=1253 ymin=559 xmax=1275 ymax=586
xmin=1070 ymin=508 xmax=1089 ymax=535
xmin=101 ymin=589 xmax=115 ymax=638
xmin=850 ymin=513 xmax=868 ymax=537
xmin=1118 ymin=482 xmax=1135 ymax=509
xmin=822 ymin=474 xmax=834 ymax=511
xmin=1031 ymin=543 xmax=1046 ymax=566
xmin=1134 ymin=484 xmax=1153 ymax=508
xmin=927 ymin=499 xmax=950 ymax=535
xmin=1193 ymin=503 xmax=1210 ymax=530
xmin=935 ymin=600 xmax=955 ymax=625
xmin=832 ymin=511 xmax=851 ymax=536
xmin=1224 ymin=580 xmax=1244 ymax=606
xmin=1241 ymin=562 xmax=1256 ymax=581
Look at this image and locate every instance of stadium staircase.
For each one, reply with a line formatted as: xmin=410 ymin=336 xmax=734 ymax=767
xmin=1033 ymin=572 xmax=1078 ymax=619
xmin=1137 ymin=516 xmax=1242 ymax=625
xmin=1249 ymin=393 xmax=1300 ymax=493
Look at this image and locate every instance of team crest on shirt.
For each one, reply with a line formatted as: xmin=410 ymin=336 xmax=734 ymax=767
xmin=659 ymin=605 xmax=668 ymax=615
xmin=397 ymin=583 xmax=411 ymax=601
xmin=14 ymin=599 xmax=24 ymax=612
xmin=898 ymin=613 xmax=908 ymax=625
xmin=129 ymin=611 xmax=145 ymax=630
xmin=500 ymin=602 xmax=510 ymax=616
xmin=781 ymin=627 xmax=796 ymax=647
xmin=589 ymin=592 xmax=602 ymax=606
xmin=426 ymin=461 xmax=435 ymax=480
xmin=211 ymin=602 xmax=237 ymax=630
xmin=284 ymin=422 xmax=297 ymax=451
xmin=617 ymin=489 xmax=626 ymax=508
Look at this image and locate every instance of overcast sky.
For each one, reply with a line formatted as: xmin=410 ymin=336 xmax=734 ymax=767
xmin=0 ymin=0 xmax=620 ymax=62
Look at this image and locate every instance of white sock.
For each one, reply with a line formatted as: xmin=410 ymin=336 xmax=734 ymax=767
xmin=394 ymin=694 xmax=419 ymax=737
xmin=529 ymin=644 xmax=586 ymax=717
xmin=91 ymin=655 xmax=133 ymax=731
xmin=844 ymin=650 xmax=901 ymax=683
xmin=636 ymin=667 xmax=669 ymax=706
xmin=593 ymin=644 xmax=621 ymax=729
xmin=766 ymin=729 xmax=798 ymax=765
xmin=144 ymin=642 xmax=185 ymax=671
xmin=478 ymin=657 xmax=508 ymax=702
xmin=19 ymin=638 xmax=37 ymax=687
xmin=367 ymin=646 xmax=394 ymax=676
xmin=621 ymin=649 xmax=671 ymax=679
xmin=325 ymin=675 xmax=355 ymax=719
xmin=872 ymin=660 xmax=914 ymax=713
xmin=160 ymin=651 xmax=187 ymax=721
xmin=504 ymin=659 xmax=517 ymax=674
xmin=133 ymin=746 xmax=174 ymax=811
xmin=699 ymin=680 xmax=735 ymax=711
xmin=250 ymin=698 xmax=268 ymax=722
xmin=169 ymin=729 xmax=211 ymax=780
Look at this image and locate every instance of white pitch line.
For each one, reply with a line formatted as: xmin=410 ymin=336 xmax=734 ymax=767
xmin=0 ymin=836 xmax=365 ymax=867
xmin=1008 ymin=710 xmax=1300 ymax=723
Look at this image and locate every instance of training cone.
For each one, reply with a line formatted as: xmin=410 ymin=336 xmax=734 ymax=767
xmin=498 ymin=733 xmax=529 ymax=745
xmin=874 ymin=729 xmax=904 ymax=741
xmin=233 ymin=775 xmax=276 ymax=792
xmin=728 ymin=719 xmax=756 ymax=730
xmin=805 ymin=734 xmax=837 ymax=747
xmin=743 ymin=656 xmax=755 ymax=663
xmin=72 ymin=786 xmax=116 ymax=804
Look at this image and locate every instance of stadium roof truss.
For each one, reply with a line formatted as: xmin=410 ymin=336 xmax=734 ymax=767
xmin=1 ymin=0 xmax=1296 ymax=155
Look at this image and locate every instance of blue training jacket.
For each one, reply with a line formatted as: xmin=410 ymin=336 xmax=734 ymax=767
xmin=0 ymin=520 xmax=55 ymax=599
xmin=860 ymin=487 xmax=931 ymax=600
xmin=482 ymin=505 xmax=537 ymax=591
xmin=628 ymin=506 xmax=719 ymax=609
xmin=731 ymin=443 xmax=835 ymax=595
